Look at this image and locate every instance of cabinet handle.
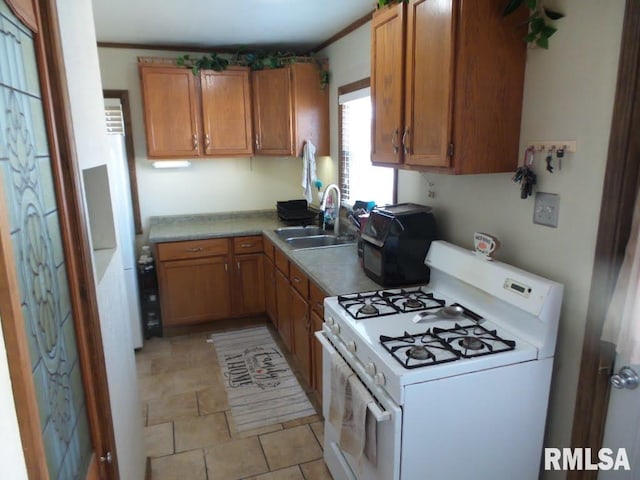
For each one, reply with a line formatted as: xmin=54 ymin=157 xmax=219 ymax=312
xmin=237 ymin=261 xmax=240 ymax=271
xmin=255 ymin=134 xmax=261 ymax=150
xmin=392 ymin=128 xmax=399 ymax=154
xmin=224 ymin=263 xmax=228 ymax=272
xmin=185 ymin=247 xmax=204 ymax=253
xmin=305 ymin=314 xmax=312 ymax=331
xmin=293 ymin=277 xmax=301 ymax=283
xmin=402 ymin=127 xmax=410 ymax=155
xmin=192 ymin=134 xmax=198 ymax=151
xmin=204 ymin=133 xmax=210 ymax=149
xmin=240 ymin=243 xmax=253 ymax=248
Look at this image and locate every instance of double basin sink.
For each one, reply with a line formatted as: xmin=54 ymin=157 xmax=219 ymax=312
xmin=275 ymin=226 xmax=356 ymax=250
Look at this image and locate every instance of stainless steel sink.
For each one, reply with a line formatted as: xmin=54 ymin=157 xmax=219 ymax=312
xmin=274 ymin=226 xmax=325 ymax=239
xmin=285 ymin=234 xmax=356 ymax=250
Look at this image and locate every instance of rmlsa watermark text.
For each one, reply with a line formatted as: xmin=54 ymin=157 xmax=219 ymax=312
xmin=545 ymin=448 xmax=630 ymax=471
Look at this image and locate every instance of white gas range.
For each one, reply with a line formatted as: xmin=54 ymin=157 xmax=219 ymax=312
xmin=316 ymin=240 xmax=563 ymax=480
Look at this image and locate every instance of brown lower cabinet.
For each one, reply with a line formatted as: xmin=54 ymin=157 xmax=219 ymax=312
xmin=275 ymin=268 xmax=292 ymax=350
xmin=263 ymin=254 xmax=277 ymax=325
xmin=291 ymin=287 xmax=311 ymax=386
xmin=156 ymin=235 xmax=264 ymax=326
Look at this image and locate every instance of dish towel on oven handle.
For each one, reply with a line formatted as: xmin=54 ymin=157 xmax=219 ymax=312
xmin=328 ymin=352 xmax=378 ymax=466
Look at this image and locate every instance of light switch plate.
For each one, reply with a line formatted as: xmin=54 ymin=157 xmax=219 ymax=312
xmin=533 ymin=192 xmax=560 ymax=228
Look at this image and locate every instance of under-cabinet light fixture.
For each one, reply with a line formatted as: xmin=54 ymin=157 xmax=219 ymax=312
xmin=151 ymin=160 xmax=191 ymax=169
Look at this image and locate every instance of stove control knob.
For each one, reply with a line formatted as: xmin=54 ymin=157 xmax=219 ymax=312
xmin=331 ymin=324 xmax=341 ymax=335
xmin=365 ymin=363 xmax=376 ymax=376
xmin=373 ymin=372 xmax=386 ymax=386
xmin=346 ymin=341 xmax=356 ymax=353
xmin=325 ymin=317 xmax=334 ymax=327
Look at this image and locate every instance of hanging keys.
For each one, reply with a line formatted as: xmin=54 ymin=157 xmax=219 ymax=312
xmin=513 ymin=147 xmax=537 ymax=199
xmin=513 ymin=165 xmax=537 ymax=199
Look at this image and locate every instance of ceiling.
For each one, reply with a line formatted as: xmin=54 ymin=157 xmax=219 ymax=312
xmin=91 ymin=0 xmax=375 ymax=52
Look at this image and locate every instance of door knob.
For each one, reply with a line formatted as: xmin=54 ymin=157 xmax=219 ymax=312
xmin=610 ymin=366 xmax=639 ymax=390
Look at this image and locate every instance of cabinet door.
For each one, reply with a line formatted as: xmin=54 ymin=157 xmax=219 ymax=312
xmin=275 ymin=268 xmax=292 ymax=350
xmin=264 ymin=255 xmax=277 ymax=324
xmin=201 ymin=68 xmax=253 ymax=156
xmin=404 ymin=0 xmax=454 ymax=168
xmin=371 ymin=3 xmax=406 ymax=165
xmin=311 ymin=309 xmax=324 ymax=401
xmin=158 ymin=256 xmax=231 ymax=326
xmin=290 ymin=63 xmax=330 ymax=156
xmin=139 ymin=65 xmax=201 ymax=158
xmin=291 ymin=287 xmax=311 ymax=386
xmin=232 ymin=253 xmax=265 ymax=316
xmin=252 ymin=68 xmax=294 ymax=155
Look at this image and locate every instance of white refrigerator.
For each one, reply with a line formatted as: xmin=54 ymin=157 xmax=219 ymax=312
xmin=105 ymin=99 xmax=143 ymax=349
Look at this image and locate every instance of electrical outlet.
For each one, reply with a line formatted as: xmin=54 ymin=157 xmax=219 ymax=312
xmin=533 ymin=192 xmax=560 ymax=228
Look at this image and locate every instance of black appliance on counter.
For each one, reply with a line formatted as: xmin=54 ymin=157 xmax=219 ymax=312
xmin=276 ymin=199 xmax=318 ymax=225
xmin=360 ymin=203 xmax=438 ymax=286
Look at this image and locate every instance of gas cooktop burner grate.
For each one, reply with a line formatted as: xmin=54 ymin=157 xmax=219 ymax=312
xmin=380 ymin=331 xmax=461 ymax=369
xmin=432 ymin=323 xmax=516 ymax=359
xmin=379 ymin=321 xmax=517 ymax=368
xmin=338 ymin=287 xmax=445 ymax=319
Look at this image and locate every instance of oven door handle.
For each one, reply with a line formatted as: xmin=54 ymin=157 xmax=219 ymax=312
xmin=315 ymin=331 xmax=392 ymax=423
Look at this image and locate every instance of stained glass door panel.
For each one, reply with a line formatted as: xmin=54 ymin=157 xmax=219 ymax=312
xmin=0 ymin=1 xmax=92 ymax=478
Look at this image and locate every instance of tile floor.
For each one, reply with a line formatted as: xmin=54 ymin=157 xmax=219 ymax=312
xmin=136 ymin=322 xmax=333 ymax=480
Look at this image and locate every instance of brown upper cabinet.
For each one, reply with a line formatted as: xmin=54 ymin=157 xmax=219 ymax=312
xmin=252 ymin=62 xmax=329 ymax=157
xmin=139 ymin=60 xmax=253 ymax=158
xmin=371 ymin=0 xmax=527 ymax=174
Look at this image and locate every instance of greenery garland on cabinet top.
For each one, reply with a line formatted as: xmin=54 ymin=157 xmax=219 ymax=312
xmin=375 ymin=0 xmax=564 ymax=50
xmin=176 ymin=50 xmax=330 ymax=88
xmin=503 ymin=0 xmax=564 ymax=49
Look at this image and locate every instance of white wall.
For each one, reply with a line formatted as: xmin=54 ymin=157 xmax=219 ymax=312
xmin=0 ymin=316 xmax=28 ymax=479
xmin=322 ymin=1 xmax=625 ymax=477
xmin=57 ymin=1 xmax=145 ymax=479
xmin=97 ymin=47 xmax=319 ymax=233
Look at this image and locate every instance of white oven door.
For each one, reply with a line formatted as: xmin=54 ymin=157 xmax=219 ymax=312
xmin=316 ymin=331 xmax=402 ymax=480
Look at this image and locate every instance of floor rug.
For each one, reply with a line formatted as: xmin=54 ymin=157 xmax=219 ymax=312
xmin=207 ymin=326 xmax=316 ymax=432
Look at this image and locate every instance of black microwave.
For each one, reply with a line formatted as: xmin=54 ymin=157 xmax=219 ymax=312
xmin=361 ymin=203 xmax=438 ymax=286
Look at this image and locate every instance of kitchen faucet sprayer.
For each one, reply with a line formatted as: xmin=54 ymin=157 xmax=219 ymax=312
xmin=320 ymin=184 xmax=341 ymax=233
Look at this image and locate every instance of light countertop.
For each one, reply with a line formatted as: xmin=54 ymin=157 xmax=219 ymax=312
xmin=147 ymin=210 xmax=381 ymax=296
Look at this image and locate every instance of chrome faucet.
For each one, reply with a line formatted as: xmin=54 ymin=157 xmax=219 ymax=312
xmin=320 ymin=183 xmax=341 ymax=233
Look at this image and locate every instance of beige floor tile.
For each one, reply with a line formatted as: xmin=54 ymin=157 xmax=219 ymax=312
xmin=148 ymin=392 xmax=198 ymax=426
xmin=282 ymin=414 xmax=321 ymax=429
xmin=135 ymin=356 xmax=153 ymax=377
xmin=171 ymin=366 xmax=217 ymax=394
xmin=151 ymin=449 xmax=207 ymax=480
xmin=152 ymin=349 xmax=219 ymax=375
xmin=259 ymin=425 xmax=323 ymax=471
xmin=197 ymin=386 xmax=229 ymax=415
xmin=205 ymin=437 xmax=269 ymax=480
xmin=171 ymin=334 xmax=213 ymax=354
xmin=299 ymin=459 xmax=333 ymax=480
xmin=144 ymin=422 xmax=174 ymax=458
xmin=247 ymin=465 xmax=304 ymax=480
xmin=141 ymin=403 xmax=148 ymax=427
xmin=137 ymin=372 xmax=174 ymax=402
xmin=310 ymin=421 xmax=324 ymax=448
xmin=174 ymin=412 xmax=230 ymax=452
xmin=139 ymin=337 xmax=172 ymax=358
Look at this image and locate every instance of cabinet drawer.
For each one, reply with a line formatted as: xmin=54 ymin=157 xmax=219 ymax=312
xmin=275 ymin=248 xmax=289 ymax=276
xmin=157 ymin=238 xmax=229 ymax=261
xmin=310 ymin=282 xmax=326 ymax=317
xmin=289 ymin=263 xmax=309 ymax=299
xmin=233 ymin=235 xmax=263 ymax=254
